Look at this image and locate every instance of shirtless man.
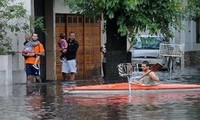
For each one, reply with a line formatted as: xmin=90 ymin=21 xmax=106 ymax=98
xmin=132 ymin=61 xmax=159 ymax=86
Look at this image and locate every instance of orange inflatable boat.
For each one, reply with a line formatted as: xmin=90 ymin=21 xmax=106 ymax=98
xmin=63 ymin=83 xmax=200 ymax=94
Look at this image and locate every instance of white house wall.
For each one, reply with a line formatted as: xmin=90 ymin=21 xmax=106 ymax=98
xmin=54 ymin=0 xmax=71 ymax=13
xmin=178 ymin=20 xmax=200 ymax=51
xmin=9 ymin=0 xmax=31 ymax=83
xmin=7 ymin=0 xmax=31 ymax=71
xmin=191 ymin=21 xmax=200 ymax=51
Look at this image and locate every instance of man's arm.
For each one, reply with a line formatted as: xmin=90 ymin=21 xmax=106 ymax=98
xmin=149 ymin=72 xmax=159 ymax=81
xmin=35 ymin=51 xmax=45 ymax=56
xmin=22 ymin=52 xmax=35 ymax=57
xmin=35 ymin=44 xmax=45 ymax=56
xmin=22 ymin=52 xmax=44 ymax=57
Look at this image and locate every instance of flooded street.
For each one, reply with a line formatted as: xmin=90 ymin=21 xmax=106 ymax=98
xmin=0 ymin=66 xmax=200 ymax=120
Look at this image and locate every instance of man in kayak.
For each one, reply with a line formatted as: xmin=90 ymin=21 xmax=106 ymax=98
xmin=131 ymin=61 xmax=160 ymax=86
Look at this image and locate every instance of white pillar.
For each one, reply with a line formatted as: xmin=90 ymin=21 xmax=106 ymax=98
xmin=0 ymin=55 xmax=13 ymax=85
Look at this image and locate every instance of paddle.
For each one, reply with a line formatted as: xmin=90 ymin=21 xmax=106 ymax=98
xmin=133 ymin=63 xmax=163 ymax=82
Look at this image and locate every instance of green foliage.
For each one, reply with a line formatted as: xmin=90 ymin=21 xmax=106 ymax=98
xmin=63 ymin=0 xmax=193 ymax=41
xmin=28 ymin=16 xmax=46 ymax=34
xmin=0 ymin=0 xmax=27 ymax=54
xmin=187 ymin=0 xmax=200 ymax=20
xmin=0 ymin=0 xmax=46 ymax=55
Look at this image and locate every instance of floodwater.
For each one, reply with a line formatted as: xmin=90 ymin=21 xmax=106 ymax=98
xmin=0 ymin=66 xmax=200 ymax=120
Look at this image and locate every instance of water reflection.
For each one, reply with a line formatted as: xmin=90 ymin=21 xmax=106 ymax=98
xmin=0 ymin=66 xmax=199 ymax=120
xmin=64 ymin=92 xmax=200 ymax=106
xmin=63 ymin=92 xmax=200 ymax=120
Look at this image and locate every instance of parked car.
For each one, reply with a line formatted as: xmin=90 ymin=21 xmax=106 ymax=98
xmin=130 ymin=35 xmax=166 ymax=68
xmin=131 ymin=35 xmax=164 ymax=58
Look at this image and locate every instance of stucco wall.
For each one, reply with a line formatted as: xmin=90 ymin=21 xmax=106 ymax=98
xmin=174 ymin=20 xmax=200 ymax=67
xmin=6 ymin=0 xmax=32 ymax=83
xmin=177 ymin=20 xmax=200 ymax=52
xmin=9 ymin=0 xmax=32 ymax=71
xmin=54 ymin=0 xmax=71 ymax=13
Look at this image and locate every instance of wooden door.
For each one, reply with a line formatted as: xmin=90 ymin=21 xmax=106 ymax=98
xmin=55 ymin=14 xmax=101 ymax=80
xmin=84 ymin=16 xmax=101 ymax=77
xmin=66 ymin=15 xmax=84 ymax=78
xmin=55 ymin=15 xmax=66 ymax=80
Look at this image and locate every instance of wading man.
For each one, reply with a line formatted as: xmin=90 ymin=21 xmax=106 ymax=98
xmin=61 ymin=32 xmax=79 ymax=81
xmin=22 ymin=33 xmax=45 ymax=84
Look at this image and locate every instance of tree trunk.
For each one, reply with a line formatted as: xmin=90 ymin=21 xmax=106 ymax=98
xmin=104 ymin=17 xmax=131 ymax=83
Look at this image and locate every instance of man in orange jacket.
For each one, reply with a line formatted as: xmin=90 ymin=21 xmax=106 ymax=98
xmin=22 ymin=33 xmax=45 ymax=84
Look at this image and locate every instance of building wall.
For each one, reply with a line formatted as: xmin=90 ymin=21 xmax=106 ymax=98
xmin=175 ymin=20 xmax=200 ymax=66
xmin=54 ymin=0 xmax=106 ymax=45
xmin=177 ymin=20 xmax=200 ymax=51
xmin=9 ymin=0 xmax=31 ymax=71
xmin=54 ymin=0 xmax=71 ymax=13
xmin=9 ymin=0 xmax=32 ymax=83
xmin=54 ymin=0 xmax=105 ymax=79
xmin=0 ymin=0 xmax=32 ymax=84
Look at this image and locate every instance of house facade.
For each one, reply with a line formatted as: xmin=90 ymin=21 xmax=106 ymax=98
xmin=9 ymin=0 xmax=104 ymax=81
xmin=1 ymin=0 xmax=33 ymax=84
xmin=175 ymin=20 xmax=200 ymax=66
xmin=6 ymin=0 xmax=200 ymax=83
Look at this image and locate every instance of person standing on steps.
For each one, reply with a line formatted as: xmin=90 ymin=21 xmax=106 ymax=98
xmin=61 ymin=32 xmax=79 ymax=81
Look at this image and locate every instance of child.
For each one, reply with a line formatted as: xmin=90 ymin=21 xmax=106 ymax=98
xmin=22 ymin=33 xmax=40 ymax=69
xmin=57 ymin=33 xmax=67 ymax=62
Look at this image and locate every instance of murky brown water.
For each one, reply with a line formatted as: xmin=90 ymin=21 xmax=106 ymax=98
xmin=0 ymin=66 xmax=200 ymax=120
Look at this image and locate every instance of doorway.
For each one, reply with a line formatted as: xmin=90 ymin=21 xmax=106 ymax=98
xmin=56 ymin=14 xmax=101 ymax=80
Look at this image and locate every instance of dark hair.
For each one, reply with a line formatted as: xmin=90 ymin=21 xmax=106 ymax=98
xmin=142 ymin=60 xmax=150 ymax=67
xmin=32 ymin=33 xmax=38 ymax=37
xmin=60 ymin=33 xmax=66 ymax=39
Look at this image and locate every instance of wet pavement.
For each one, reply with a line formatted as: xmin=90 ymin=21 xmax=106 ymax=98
xmin=0 ymin=66 xmax=200 ymax=120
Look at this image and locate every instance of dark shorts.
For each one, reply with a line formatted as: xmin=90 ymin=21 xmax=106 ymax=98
xmin=25 ymin=64 xmax=40 ymax=76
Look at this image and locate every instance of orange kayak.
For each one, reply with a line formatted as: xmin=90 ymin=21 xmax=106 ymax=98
xmin=63 ymin=83 xmax=200 ymax=94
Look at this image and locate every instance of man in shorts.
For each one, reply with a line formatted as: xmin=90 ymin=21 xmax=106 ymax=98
xmin=61 ymin=32 xmax=79 ymax=81
xmin=22 ymin=33 xmax=45 ymax=84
